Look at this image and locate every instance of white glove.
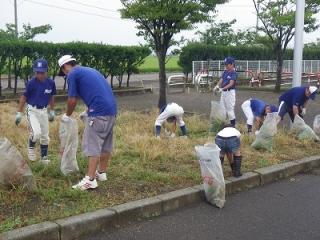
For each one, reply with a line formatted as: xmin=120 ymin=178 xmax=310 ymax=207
xmin=213 ymin=85 xmax=220 ymax=92
xmin=61 ymin=114 xmax=72 ymax=122
xmin=301 ymin=108 xmax=306 ymax=116
xmin=15 ymin=112 xmax=22 ymax=126
xmin=48 ymin=110 xmax=55 ymax=122
xmin=255 ymin=130 xmax=260 ymax=136
xmin=79 ymin=111 xmax=88 ymax=121
xmin=170 ymin=133 xmax=176 ymax=138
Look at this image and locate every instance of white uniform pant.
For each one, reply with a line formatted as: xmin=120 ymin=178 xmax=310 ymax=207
xmin=220 ymin=90 xmax=236 ymax=121
xmin=241 ymin=100 xmax=254 ymax=125
xmin=26 ymin=105 xmax=50 ymax=145
xmin=155 ymin=103 xmax=185 ymax=127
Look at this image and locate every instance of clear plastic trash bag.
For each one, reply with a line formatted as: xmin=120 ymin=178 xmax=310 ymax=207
xmin=210 ymin=101 xmax=227 ymax=135
xmin=59 ymin=118 xmax=79 ymax=175
xmin=251 ymin=113 xmax=278 ymax=151
xmin=0 ymin=137 xmax=36 ymax=191
xmin=313 ymin=115 xmax=320 ymax=135
xmin=195 ymin=143 xmax=225 ymax=208
xmin=291 ymin=115 xmax=320 ymax=141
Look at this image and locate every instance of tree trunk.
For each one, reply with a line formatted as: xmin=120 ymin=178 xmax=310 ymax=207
xmin=13 ymin=62 xmax=18 ymax=95
xmin=275 ymin=46 xmax=283 ymax=92
xmin=127 ymin=73 xmax=131 ymax=88
xmin=0 ymin=74 xmax=2 ymax=97
xmin=7 ymin=59 xmax=12 ymax=89
xmin=157 ymin=50 xmax=167 ymax=108
xmin=111 ymin=75 xmax=114 ymax=89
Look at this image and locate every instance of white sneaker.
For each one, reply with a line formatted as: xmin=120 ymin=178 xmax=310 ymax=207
xmin=28 ymin=147 xmax=37 ymax=161
xmin=96 ymin=171 xmax=107 ymax=181
xmin=72 ymin=176 xmax=98 ymax=190
xmin=40 ymin=156 xmax=51 ymax=165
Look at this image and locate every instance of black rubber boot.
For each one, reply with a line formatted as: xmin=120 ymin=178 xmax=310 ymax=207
xmin=220 ymin=156 xmax=224 ymax=166
xmin=233 ymin=156 xmax=242 ymax=177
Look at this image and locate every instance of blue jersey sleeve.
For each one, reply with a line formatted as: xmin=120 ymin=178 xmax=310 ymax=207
xmin=67 ymin=71 xmax=79 ymax=97
xmin=23 ymin=81 xmax=32 ymax=98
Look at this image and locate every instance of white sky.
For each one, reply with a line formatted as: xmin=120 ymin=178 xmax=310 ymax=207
xmin=0 ymin=0 xmax=319 ymax=47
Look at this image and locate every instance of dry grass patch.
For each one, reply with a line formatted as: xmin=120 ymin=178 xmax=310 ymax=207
xmin=0 ymin=102 xmax=318 ymax=232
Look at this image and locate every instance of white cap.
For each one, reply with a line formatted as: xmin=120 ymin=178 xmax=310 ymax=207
xmin=309 ymin=86 xmax=318 ymax=94
xmin=58 ymin=55 xmax=76 ymax=67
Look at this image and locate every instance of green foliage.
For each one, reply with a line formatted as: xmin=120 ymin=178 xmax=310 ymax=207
xmin=196 ymin=19 xmax=257 ymax=46
xmin=0 ymin=40 xmax=151 ymax=94
xmin=178 ymin=43 xmax=320 ymax=74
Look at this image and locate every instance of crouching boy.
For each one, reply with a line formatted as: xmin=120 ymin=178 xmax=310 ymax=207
xmin=215 ymin=126 xmax=242 ymax=177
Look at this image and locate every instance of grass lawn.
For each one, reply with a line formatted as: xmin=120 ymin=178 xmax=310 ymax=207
xmin=0 ymin=102 xmax=319 ymax=232
xmin=139 ymin=55 xmax=182 ymax=73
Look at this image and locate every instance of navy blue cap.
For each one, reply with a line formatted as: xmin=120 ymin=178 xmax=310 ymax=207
xmin=270 ymin=105 xmax=278 ymax=113
xmin=224 ymin=57 xmax=235 ymax=65
xmin=310 ymin=92 xmax=317 ymax=100
xmin=33 ymin=59 xmax=48 ymax=73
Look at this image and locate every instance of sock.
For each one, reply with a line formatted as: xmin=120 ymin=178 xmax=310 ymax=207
xmin=155 ymin=125 xmax=161 ymax=136
xmin=29 ymin=139 xmax=36 ymax=148
xmin=180 ymin=125 xmax=187 ymax=136
xmin=230 ymin=119 xmax=236 ymax=127
xmin=40 ymin=144 xmax=48 ymax=158
xmin=247 ymin=124 xmax=253 ymax=133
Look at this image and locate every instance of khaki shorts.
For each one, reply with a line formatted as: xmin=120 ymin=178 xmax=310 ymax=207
xmin=82 ymin=116 xmax=116 ymax=157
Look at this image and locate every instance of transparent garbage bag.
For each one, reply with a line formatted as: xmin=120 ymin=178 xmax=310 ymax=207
xmin=59 ymin=118 xmax=79 ymax=175
xmin=291 ymin=115 xmax=319 ymax=141
xmin=195 ymin=143 xmax=225 ymax=208
xmin=313 ymin=115 xmax=320 ymax=135
xmin=251 ymin=113 xmax=278 ymax=151
xmin=210 ymin=101 xmax=227 ymax=134
xmin=0 ymin=137 xmax=36 ymax=191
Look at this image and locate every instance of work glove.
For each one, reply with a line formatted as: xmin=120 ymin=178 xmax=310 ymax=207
xmin=255 ymin=130 xmax=260 ymax=136
xmin=213 ymin=85 xmax=221 ymax=92
xmin=170 ymin=133 xmax=176 ymax=138
xmin=15 ymin=112 xmax=22 ymax=126
xmin=48 ymin=110 xmax=55 ymax=122
xmin=61 ymin=113 xmax=72 ymax=123
xmin=301 ymin=108 xmax=306 ymax=116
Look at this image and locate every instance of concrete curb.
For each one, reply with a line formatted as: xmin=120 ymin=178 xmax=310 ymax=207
xmin=1 ymin=155 xmax=320 ymax=240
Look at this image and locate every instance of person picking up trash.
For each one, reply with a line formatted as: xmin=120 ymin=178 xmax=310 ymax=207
xmin=278 ymin=86 xmax=318 ymax=122
xmin=213 ymin=57 xmax=237 ymax=127
xmin=155 ymin=102 xmax=187 ymax=138
xmin=15 ymin=59 xmax=56 ymax=164
xmin=58 ymin=55 xmax=117 ymax=190
xmin=241 ymin=98 xmax=278 ymax=134
xmin=215 ymin=125 xmax=242 ymax=177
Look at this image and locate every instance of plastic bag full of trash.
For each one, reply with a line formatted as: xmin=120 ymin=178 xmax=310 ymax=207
xmin=0 ymin=137 xmax=37 ymax=191
xmin=291 ymin=115 xmax=319 ymax=141
xmin=195 ymin=143 xmax=225 ymax=208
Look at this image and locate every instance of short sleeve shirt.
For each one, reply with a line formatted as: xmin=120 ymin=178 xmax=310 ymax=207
xmin=221 ymin=70 xmax=237 ymax=89
xmin=250 ymin=98 xmax=267 ymax=117
xmin=279 ymin=87 xmax=308 ymax=108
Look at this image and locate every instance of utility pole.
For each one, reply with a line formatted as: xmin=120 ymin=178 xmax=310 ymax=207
xmin=256 ymin=2 xmax=260 ymax=32
xmin=14 ymin=0 xmax=18 ymax=37
xmin=292 ymin=0 xmax=305 ymax=87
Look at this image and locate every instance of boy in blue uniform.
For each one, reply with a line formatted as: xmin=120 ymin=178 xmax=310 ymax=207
xmin=241 ymin=98 xmax=278 ymax=133
xmin=278 ymin=86 xmax=317 ymax=122
xmin=58 ymin=55 xmax=117 ymax=190
xmin=15 ymin=59 xmax=56 ymax=164
xmin=214 ymin=57 xmax=237 ymax=127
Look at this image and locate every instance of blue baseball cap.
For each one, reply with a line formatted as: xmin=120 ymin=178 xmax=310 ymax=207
xmin=270 ymin=105 xmax=278 ymax=113
xmin=33 ymin=59 xmax=48 ymax=73
xmin=224 ymin=57 xmax=235 ymax=65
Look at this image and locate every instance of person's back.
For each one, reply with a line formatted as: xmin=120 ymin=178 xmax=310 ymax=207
xmin=250 ymin=98 xmax=266 ymax=117
xmin=279 ymin=86 xmax=306 ymax=108
xmin=67 ymin=66 xmax=117 ymax=117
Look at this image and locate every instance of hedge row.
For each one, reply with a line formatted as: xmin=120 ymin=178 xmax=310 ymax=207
xmin=178 ymin=43 xmax=320 ymax=74
xmin=0 ymin=40 xmax=151 ymax=95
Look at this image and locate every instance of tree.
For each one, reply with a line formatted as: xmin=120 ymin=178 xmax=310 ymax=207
xmin=253 ymin=0 xmax=320 ymax=91
xmin=197 ymin=19 xmax=257 ymax=46
xmin=120 ymin=0 xmax=227 ymax=108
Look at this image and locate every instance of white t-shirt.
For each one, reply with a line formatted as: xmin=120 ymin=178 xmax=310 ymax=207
xmin=217 ymin=127 xmax=241 ymax=138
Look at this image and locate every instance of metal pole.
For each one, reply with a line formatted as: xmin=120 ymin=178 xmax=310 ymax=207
xmin=14 ymin=0 xmax=18 ymax=37
xmin=292 ymin=0 xmax=305 ymax=87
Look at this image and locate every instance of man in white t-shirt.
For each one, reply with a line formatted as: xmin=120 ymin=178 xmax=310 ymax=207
xmin=215 ymin=126 xmax=242 ymax=177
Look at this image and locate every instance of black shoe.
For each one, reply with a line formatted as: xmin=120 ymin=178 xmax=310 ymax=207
xmin=233 ymin=156 xmax=242 ymax=177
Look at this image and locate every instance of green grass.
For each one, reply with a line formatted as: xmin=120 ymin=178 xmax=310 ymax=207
xmin=139 ymin=55 xmax=182 ymax=73
xmin=0 ymin=103 xmax=319 ymax=232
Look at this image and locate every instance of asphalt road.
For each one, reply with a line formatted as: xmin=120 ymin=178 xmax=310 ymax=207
xmin=117 ymin=90 xmax=320 ymax=126
xmin=87 ymin=170 xmax=320 ymax=240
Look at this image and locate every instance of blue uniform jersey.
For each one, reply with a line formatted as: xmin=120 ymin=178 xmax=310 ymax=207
xmin=250 ymin=98 xmax=267 ymax=117
xmin=67 ymin=66 xmax=117 ymax=117
xmin=23 ymin=77 xmax=56 ymax=107
xmin=279 ymin=87 xmax=308 ymax=108
xmin=221 ymin=70 xmax=237 ymax=89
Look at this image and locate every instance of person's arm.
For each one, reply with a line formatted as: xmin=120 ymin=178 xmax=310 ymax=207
xmin=222 ymin=80 xmax=235 ymax=91
xmin=49 ymin=96 xmax=55 ymax=111
xmin=66 ymin=97 xmax=78 ymax=117
xmin=293 ymin=105 xmax=300 ymax=116
xmin=18 ymin=95 xmax=27 ymax=112
xmin=217 ymin=79 xmax=222 ymax=87
xmin=255 ymin=116 xmax=263 ymax=130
